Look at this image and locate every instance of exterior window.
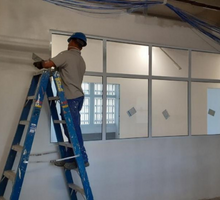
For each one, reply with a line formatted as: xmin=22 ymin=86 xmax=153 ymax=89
xmin=80 ymin=83 xmax=118 ymax=125
xmin=107 ymin=84 xmax=116 ymax=95
xmin=94 ymin=84 xmax=103 ymax=95
xmin=82 ymin=83 xmax=90 ymax=95
xmin=80 ymin=97 xmax=90 ymax=125
xmin=107 ymin=98 xmax=115 ymax=124
xmin=94 ymin=97 xmax=103 ymax=124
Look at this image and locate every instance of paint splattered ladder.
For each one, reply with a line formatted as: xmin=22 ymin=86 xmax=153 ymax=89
xmin=0 ymin=70 xmax=93 ymax=200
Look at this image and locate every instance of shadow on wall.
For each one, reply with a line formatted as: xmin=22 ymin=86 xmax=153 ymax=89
xmin=200 ymin=197 xmax=220 ymax=200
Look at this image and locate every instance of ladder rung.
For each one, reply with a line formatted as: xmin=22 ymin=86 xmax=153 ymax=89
xmin=27 ymin=96 xmax=35 ymax=100
xmin=69 ymin=184 xmax=84 ymax=195
xmin=12 ymin=145 xmax=23 ymax=152
xmin=33 ymin=70 xmax=46 ymax=76
xmin=4 ymin=170 xmax=16 ymax=183
xmin=48 ymin=96 xmax=59 ymax=101
xmin=0 ymin=197 xmax=6 ymax=200
xmin=19 ymin=120 xmax=29 ymax=125
xmin=54 ymin=120 xmax=66 ymax=124
xmin=58 ymin=142 xmax=72 ymax=148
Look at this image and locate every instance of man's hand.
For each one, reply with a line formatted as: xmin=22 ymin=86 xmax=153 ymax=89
xmin=33 ymin=61 xmax=43 ymax=69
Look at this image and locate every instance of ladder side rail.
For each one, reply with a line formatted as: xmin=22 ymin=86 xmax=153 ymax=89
xmin=53 ymin=72 xmax=94 ymax=200
xmin=0 ymin=75 xmax=41 ymax=196
xmin=10 ymin=71 xmax=50 ymax=200
xmin=46 ymin=78 xmax=65 ymax=144
xmin=19 ymin=74 xmax=41 ymax=121
xmin=46 ymin=80 xmax=77 ymax=200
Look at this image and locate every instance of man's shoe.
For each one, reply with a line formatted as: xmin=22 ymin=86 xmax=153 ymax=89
xmin=64 ymin=162 xmax=77 ymax=170
xmin=50 ymin=160 xmax=66 ymax=167
xmin=85 ymin=162 xmax=90 ymax=167
xmin=64 ymin=161 xmax=90 ymax=170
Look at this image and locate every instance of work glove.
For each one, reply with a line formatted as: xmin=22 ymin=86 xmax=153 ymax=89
xmin=33 ymin=61 xmax=43 ymax=69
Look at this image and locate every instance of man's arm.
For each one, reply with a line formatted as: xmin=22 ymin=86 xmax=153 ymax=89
xmin=33 ymin=60 xmax=56 ymax=69
xmin=42 ymin=60 xmax=56 ymax=68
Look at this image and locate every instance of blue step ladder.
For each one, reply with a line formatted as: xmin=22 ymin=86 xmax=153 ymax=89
xmin=0 ymin=70 xmax=93 ymax=200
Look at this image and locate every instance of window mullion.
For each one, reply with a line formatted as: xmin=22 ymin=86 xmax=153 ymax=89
xmin=90 ymin=83 xmax=95 ymax=126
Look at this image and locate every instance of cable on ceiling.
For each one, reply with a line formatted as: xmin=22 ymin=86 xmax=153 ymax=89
xmin=171 ymin=0 xmax=220 ymax=11
xmin=43 ymin=0 xmax=220 ymax=45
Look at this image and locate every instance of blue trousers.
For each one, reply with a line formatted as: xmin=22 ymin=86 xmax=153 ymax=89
xmin=61 ymin=96 xmax=88 ymax=163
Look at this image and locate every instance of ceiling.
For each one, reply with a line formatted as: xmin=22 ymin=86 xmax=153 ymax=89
xmin=138 ymin=0 xmax=220 ymax=26
xmin=45 ymin=0 xmax=220 ymax=28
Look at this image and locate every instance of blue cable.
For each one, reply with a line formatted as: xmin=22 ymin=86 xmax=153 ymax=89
xmin=166 ymin=3 xmax=220 ymax=43
xmin=43 ymin=0 xmax=220 ymax=44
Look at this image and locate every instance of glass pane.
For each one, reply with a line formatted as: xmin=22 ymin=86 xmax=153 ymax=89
xmin=107 ymin=78 xmax=148 ymax=139
xmin=107 ymin=42 xmax=149 ymax=75
xmin=50 ymin=76 xmax=67 ymax=143
xmin=51 ymin=34 xmax=67 ymax=57
xmin=94 ymin=83 xmax=103 ymax=95
xmin=82 ymin=83 xmax=90 ymax=95
xmin=51 ymin=34 xmax=103 ymax=72
xmin=192 ymin=82 xmax=220 ymax=135
xmin=82 ymin=76 xmax=103 ymax=141
xmin=107 ymin=98 xmax=116 ymax=124
xmin=192 ymin=51 xmax=220 ymax=79
xmin=107 ymin=84 xmax=116 ymax=96
xmin=81 ymin=39 xmax=103 ymax=72
xmin=152 ymin=80 xmax=188 ymax=137
xmin=80 ymin=97 xmax=90 ymax=125
xmin=152 ymin=47 xmax=188 ymax=77
xmin=51 ymin=76 xmax=103 ymax=142
xmin=94 ymin=97 xmax=103 ymax=124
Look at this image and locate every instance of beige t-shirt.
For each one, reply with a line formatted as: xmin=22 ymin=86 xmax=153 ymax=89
xmin=51 ymin=49 xmax=86 ymax=99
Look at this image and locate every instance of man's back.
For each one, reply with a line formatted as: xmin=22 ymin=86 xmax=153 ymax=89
xmin=51 ymin=48 xmax=86 ymax=99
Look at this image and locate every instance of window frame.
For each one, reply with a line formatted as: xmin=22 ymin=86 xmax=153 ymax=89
xmin=51 ymin=30 xmax=220 ymax=141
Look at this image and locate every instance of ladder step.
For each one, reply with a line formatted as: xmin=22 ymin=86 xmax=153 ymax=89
xmin=4 ymin=170 xmax=16 ymax=183
xmin=48 ymin=96 xmax=59 ymax=101
xmin=58 ymin=142 xmax=72 ymax=148
xmin=0 ymin=197 xmax=6 ymax=200
xmin=69 ymin=184 xmax=85 ymax=195
xmin=27 ymin=96 xmax=35 ymax=100
xmin=12 ymin=145 xmax=23 ymax=153
xmin=19 ymin=120 xmax=29 ymax=125
xmin=54 ymin=120 xmax=66 ymax=124
xmin=34 ymin=70 xmax=45 ymax=76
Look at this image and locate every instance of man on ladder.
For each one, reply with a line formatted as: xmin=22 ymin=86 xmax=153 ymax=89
xmin=34 ymin=32 xmax=89 ymax=170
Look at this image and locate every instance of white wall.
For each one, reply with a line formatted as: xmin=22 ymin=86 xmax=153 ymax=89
xmin=1 ymin=0 xmax=220 ymax=199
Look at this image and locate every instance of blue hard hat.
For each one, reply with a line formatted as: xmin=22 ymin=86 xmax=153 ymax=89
xmin=67 ymin=32 xmax=87 ymax=47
